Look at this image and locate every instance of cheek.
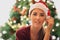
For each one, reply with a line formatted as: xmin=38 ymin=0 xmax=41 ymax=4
xmin=31 ymin=17 xmax=35 ymax=21
xmin=40 ymin=17 xmax=45 ymax=23
xmin=30 ymin=16 xmax=36 ymax=23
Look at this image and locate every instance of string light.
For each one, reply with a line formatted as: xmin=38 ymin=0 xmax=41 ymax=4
xmin=26 ymin=24 xmax=29 ymax=26
xmin=10 ymin=21 xmax=12 ymax=24
xmin=52 ymin=35 xmax=56 ymax=40
xmin=29 ymin=3 xmax=33 ymax=6
xmin=18 ymin=0 xmax=21 ymax=1
xmin=23 ymin=6 xmax=27 ymax=9
xmin=52 ymin=29 xmax=55 ymax=32
xmin=56 ymin=23 xmax=59 ymax=27
xmin=52 ymin=5 xmax=55 ymax=8
xmin=23 ymin=0 xmax=25 ymax=1
xmin=12 ymin=25 xmax=17 ymax=29
xmin=47 ymin=1 xmax=53 ymax=5
xmin=24 ymin=15 xmax=26 ymax=18
xmin=13 ymin=20 xmax=16 ymax=23
xmin=35 ymin=0 xmax=40 ymax=2
xmin=21 ymin=16 xmax=24 ymax=20
xmin=18 ymin=5 xmax=21 ymax=8
xmin=2 ymin=31 xmax=7 ymax=34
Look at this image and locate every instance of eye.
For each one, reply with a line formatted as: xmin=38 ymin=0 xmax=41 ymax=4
xmin=40 ymin=13 xmax=44 ymax=16
xmin=33 ymin=12 xmax=37 ymax=16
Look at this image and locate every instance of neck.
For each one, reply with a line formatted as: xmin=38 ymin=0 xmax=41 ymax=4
xmin=30 ymin=25 xmax=42 ymax=35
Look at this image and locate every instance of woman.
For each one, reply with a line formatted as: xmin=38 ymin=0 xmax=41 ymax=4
xmin=16 ymin=2 xmax=54 ymax=40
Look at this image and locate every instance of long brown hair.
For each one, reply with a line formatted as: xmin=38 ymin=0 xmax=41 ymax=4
xmin=38 ymin=27 xmax=45 ymax=40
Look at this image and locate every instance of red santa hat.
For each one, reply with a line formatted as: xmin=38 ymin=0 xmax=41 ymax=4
xmin=29 ymin=1 xmax=50 ymax=16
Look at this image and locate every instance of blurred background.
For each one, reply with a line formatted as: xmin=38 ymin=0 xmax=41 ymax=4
xmin=0 ymin=0 xmax=60 ymax=40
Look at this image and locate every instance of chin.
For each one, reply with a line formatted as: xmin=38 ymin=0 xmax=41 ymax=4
xmin=34 ymin=24 xmax=41 ymax=27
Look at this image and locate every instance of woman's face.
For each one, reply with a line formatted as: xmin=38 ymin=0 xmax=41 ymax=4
xmin=29 ymin=8 xmax=46 ymax=28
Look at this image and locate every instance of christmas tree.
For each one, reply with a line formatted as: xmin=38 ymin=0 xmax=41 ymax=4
xmin=0 ymin=0 xmax=60 ymax=40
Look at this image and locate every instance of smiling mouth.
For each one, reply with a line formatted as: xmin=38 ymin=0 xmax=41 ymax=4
xmin=35 ymin=22 xmax=40 ymax=24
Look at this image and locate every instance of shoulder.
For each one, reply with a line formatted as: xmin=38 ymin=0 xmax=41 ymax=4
xmin=16 ymin=25 xmax=30 ymax=40
xmin=16 ymin=25 xmax=30 ymax=35
xmin=17 ymin=25 xmax=30 ymax=32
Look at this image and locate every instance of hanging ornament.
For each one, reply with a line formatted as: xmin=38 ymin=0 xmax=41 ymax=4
xmin=13 ymin=5 xmax=21 ymax=12
xmin=56 ymin=23 xmax=59 ymax=27
xmin=21 ymin=7 xmax=27 ymax=16
xmin=12 ymin=17 xmax=17 ymax=21
xmin=13 ymin=5 xmax=17 ymax=12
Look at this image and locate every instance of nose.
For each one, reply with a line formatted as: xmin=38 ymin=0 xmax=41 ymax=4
xmin=36 ymin=16 xmax=40 ymax=20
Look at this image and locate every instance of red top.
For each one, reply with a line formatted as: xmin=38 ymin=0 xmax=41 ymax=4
xmin=16 ymin=26 xmax=52 ymax=40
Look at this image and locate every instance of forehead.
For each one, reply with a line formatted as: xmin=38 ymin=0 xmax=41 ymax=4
xmin=32 ymin=8 xmax=45 ymax=13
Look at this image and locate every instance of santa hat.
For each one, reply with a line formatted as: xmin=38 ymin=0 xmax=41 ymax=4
xmin=29 ymin=1 xmax=50 ymax=16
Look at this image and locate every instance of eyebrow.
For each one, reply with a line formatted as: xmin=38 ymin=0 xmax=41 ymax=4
xmin=40 ymin=13 xmax=45 ymax=14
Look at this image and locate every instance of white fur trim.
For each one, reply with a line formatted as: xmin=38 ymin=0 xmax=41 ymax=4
xmin=29 ymin=3 xmax=49 ymax=15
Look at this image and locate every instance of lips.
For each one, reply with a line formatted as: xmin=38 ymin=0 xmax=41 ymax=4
xmin=35 ymin=21 xmax=40 ymax=24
